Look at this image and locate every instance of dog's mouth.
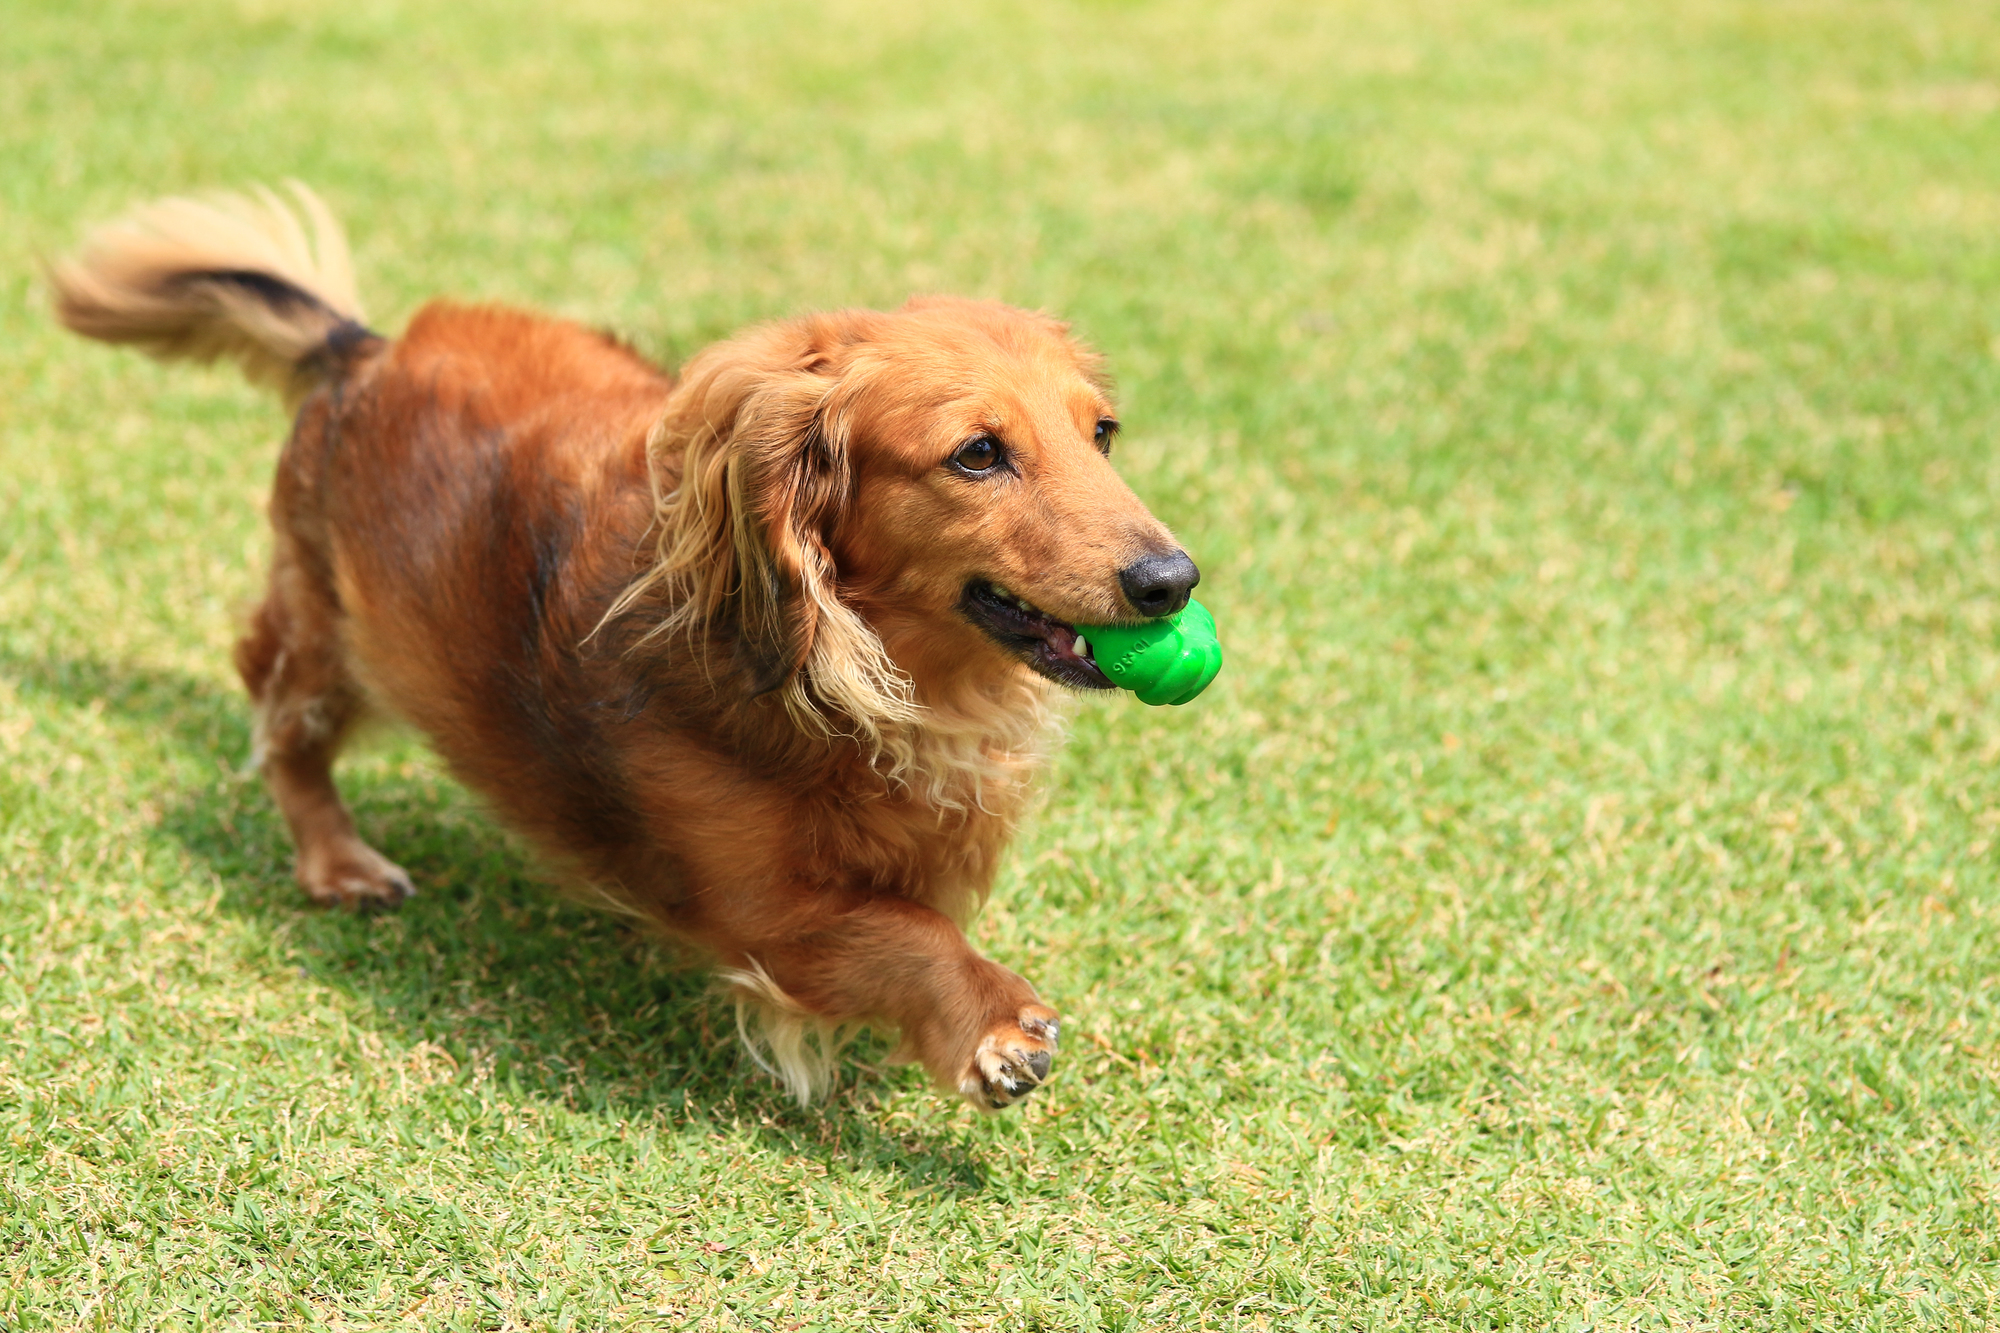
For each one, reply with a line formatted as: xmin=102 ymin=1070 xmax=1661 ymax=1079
xmin=960 ymin=581 xmax=1115 ymax=691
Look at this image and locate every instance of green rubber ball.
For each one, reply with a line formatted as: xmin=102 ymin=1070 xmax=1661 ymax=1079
xmin=1078 ymin=598 xmax=1223 ymax=706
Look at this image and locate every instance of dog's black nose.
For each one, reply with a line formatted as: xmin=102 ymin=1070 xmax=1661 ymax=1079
xmin=1118 ymin=549 xmax=1200 ymax=618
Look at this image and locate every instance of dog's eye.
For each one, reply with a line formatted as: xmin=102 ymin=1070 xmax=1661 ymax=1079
xmin=1094 ymin=418 xmax=1118 ymax=454
xmin=950 ymin=435 xmax=1003 ymax=474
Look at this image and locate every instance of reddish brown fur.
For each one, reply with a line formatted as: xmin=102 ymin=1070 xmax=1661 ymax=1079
xmin=53 ymin=191 xmax=1192 ymax=1108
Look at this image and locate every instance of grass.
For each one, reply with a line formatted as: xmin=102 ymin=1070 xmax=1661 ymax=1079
xmin=5 ymin=0 xmax=2000 ymax=1327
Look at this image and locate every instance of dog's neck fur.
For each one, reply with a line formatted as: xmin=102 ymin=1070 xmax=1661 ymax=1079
xmin=691 ymin=607 xmax=1067 ymax=815
xmin=885 ymin=657 xmax=1064 ymax=814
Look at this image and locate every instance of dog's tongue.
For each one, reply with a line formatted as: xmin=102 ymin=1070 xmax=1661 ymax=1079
xmin=1005 ymin=594 xmax=1086 ymax=658
xmin=1019 ymin=614 xmax=1109 ymax=686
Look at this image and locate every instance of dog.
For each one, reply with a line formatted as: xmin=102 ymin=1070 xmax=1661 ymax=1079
xmin=50 ymin=186 xmax=1200 ymax=1109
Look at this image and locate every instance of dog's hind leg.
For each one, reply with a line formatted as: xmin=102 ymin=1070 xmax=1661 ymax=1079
xmin=234 ymin=536 xmax=414 ymax=909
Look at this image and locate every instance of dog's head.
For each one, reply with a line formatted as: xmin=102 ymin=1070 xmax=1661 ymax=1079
xmin=640 ymin=295 xmax=1196 ymax=729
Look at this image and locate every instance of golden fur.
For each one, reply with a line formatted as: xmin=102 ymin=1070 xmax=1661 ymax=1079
xmin=51 ymin=187 xmax=1199 ymax=1108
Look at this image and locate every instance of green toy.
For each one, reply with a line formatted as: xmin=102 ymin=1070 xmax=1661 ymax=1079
xmin=1079 ymin=598 xmax=1223 ymax=706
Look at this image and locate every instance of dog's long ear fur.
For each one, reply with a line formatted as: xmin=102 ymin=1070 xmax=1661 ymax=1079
xmin=611 ymin=313 xmax=919 ymax=754
xmin=725 ymin=369 xmax=845 ymax=696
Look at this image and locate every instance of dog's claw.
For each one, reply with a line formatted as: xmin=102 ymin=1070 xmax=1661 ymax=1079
xmin=359 ymin=867 xmax=417 ymax=911
xmin=299 ymin=838 xmax=416 ymax=911
xmin=963 ymin=1009 xmax=1060 ymax=1110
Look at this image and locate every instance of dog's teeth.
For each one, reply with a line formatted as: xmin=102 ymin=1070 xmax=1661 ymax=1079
xmin=1073 ymin=634 xmax=1090 ymax=660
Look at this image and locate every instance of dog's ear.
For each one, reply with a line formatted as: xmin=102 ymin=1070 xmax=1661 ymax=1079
xmin=726 ymin=376 xmax=849 ymax=695
xmin=613 ymin=311 xmax=921 ymax=757
xmin=633 ymin=313 xmax=879 ymax=700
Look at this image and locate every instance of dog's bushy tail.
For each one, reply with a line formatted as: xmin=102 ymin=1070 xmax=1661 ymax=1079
xmin=49 ymin=183 xmax=376 ymax=404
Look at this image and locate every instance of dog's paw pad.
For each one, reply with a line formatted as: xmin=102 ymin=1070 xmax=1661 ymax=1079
xmin=960 ymin=1007 xmax=1060 ymax=1110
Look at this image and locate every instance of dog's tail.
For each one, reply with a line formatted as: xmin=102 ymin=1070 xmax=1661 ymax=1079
xmin=49 ymin=184 xmax=378 ymax=405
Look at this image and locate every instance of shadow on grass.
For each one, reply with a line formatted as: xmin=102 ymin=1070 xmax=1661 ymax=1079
xmin=2 ymin=648 xmax=991 ymax=1192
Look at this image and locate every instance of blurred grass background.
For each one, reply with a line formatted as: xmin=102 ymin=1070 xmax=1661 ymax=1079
xmin=5 ymin=0 xmax=2000 ymax=1327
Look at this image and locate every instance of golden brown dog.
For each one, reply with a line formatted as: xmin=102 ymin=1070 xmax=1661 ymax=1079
xmin=51 ymin=187 xmax=1200 ymax=1109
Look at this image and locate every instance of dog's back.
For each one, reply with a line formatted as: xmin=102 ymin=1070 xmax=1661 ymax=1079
xmin=287 ymin=303 xmax=673 ymax=872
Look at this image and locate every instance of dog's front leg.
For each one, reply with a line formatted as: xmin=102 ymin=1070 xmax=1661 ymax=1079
xmin=691 ymin=880 xmax=1059 ymax=1109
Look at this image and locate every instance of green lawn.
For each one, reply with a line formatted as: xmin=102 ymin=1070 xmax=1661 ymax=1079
xmin=6 ymin=0 xmax=2000 ymax=1327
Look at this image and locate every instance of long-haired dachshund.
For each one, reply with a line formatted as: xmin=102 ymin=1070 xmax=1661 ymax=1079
xmin=51 ymin=186 xmax=1200 ymax=1109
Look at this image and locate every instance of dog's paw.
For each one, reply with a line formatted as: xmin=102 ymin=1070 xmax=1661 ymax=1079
xmin=297 ymin=838 xmax=416 ymax=910
xmin=959 ymin=1005 xmax=1060 ymax=1110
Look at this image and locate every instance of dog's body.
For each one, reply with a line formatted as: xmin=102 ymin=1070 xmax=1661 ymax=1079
xmin=52 ymin=189 xmax=1199 ymax=1108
